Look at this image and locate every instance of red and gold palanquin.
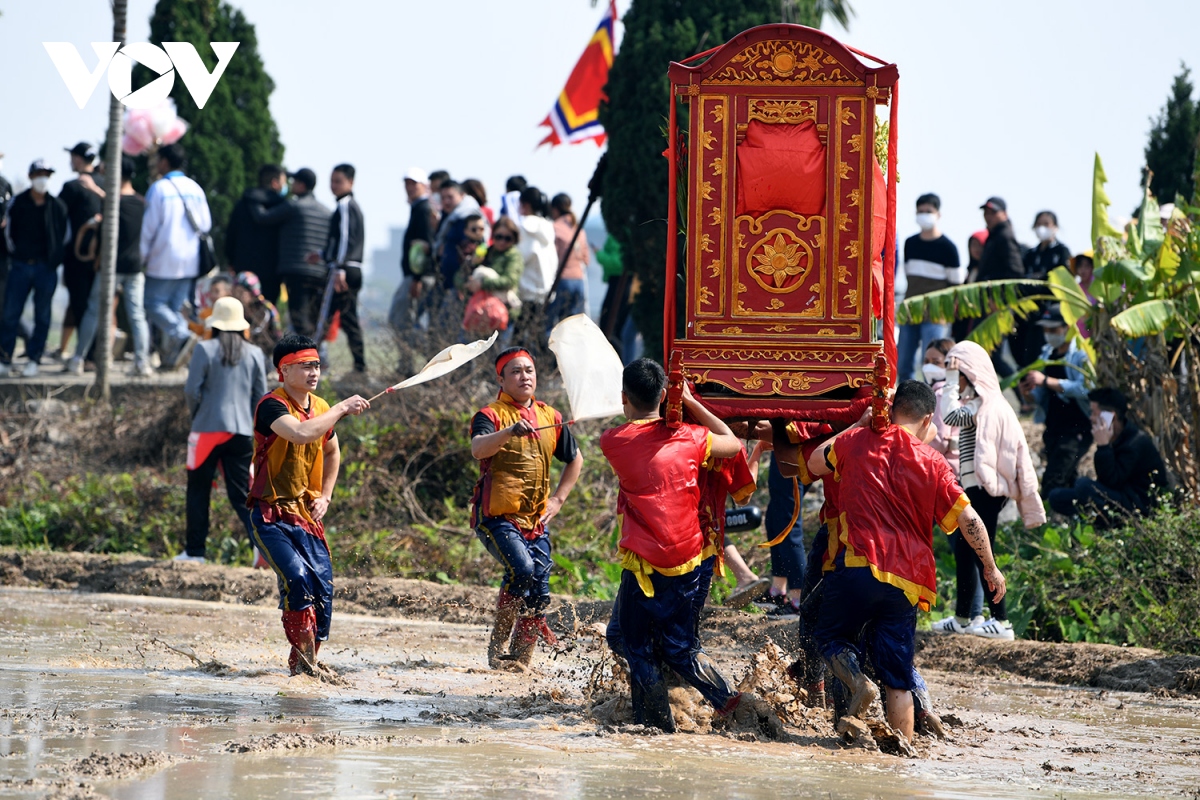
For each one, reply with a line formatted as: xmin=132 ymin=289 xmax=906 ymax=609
xmin=663 ymin=24 xmax=899 ymax=423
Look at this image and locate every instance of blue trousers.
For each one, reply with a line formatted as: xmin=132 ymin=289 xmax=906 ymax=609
xmin=250 ymin=509 xmax=334 ymax=641
xmin=608 ymin=555 xmax=715 ymax=661
xmin=615 ymin=567 xmax=735 ymax=720
xmin=765 ymin=455 xmax=806 ymax=587
xmin=475 ymin=517 xmax=552 ymax=613
xmin=897 ymin=320 xmax=951 ymax=382
xmin=0 ymin=259 xmax=58 ymax=364
xmin=815 ymin=564 xmax=918 ymax=692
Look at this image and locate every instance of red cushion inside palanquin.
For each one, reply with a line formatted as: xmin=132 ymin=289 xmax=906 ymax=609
xmin=735 ymin=120 xmax=827 ymax=217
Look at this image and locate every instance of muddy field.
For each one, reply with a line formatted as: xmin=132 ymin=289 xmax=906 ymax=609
xmin=2 ymin=552 xmax=1200 ymax=799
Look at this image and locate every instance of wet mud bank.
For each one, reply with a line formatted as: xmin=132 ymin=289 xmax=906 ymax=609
xmin=3 ymin=547 xmax=1198 ymax=698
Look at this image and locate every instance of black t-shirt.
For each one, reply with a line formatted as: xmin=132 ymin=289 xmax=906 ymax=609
xmin=471 ymin=409 xmax=579 ymax=463
xmin=59 ymin=178 xmax=103 ymax=233
xmin=1024 ymin=241 xmax=1071 ymax=280
xmin=115 ymin=193 xmax=145 ymax=274
xmin=256 ymin=396 xmax=332 ymax=442
xmin=1044 ymin=361 xmax=1091 ymax=437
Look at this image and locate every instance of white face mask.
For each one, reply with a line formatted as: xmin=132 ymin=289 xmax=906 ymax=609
xmin=916 ymin=212 xmax=937 ymax=231
xmin=31 ymin=176 xmax=50 ymax=194
xmin=921 ymin=363 xmax=946 ymax=384
xmin=1035 ymin=225 xmax=1055 ymax=242
xmin=1045 ymin=331 xmax=1067 ymax=349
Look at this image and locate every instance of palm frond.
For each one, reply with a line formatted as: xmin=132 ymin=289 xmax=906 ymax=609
xmin=966 ymin=309 xmax=1015 ymax=353
xmin=1046 ymin=266 xmax=1093 ymax=327
xmin=895 ymin=279 xmax=1050 ymax=326
xmin=1110 ymin=299 xmax=1177 ymax=338
xmin=1000 ymin=358 xmax=1093 ymax=392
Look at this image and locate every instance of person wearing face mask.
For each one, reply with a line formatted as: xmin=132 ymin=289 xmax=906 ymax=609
xmin=898 ymin=193 xmax=962 ymax=381
xmin=225 ymin=164 xmax=288 ymax=305
xmin=921 ymin=338 xmax=959 ymax=475
xmin=1011 ymin=211 xmax=1073 ymax=374
xmin=935 ymin=341 xmax=1045 ymax=640
xmin=1 ymin=159 xmax=70 ymax=377
xmin=806 ymin=381 xmax=1005 ymax=749
xmin=1019 ymin=305 xmax=1093 ymax=494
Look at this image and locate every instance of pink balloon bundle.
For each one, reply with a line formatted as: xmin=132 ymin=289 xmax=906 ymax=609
xmin=121 ymin=100 xmax=189 ymax=155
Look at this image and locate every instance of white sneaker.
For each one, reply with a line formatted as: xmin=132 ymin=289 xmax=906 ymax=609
xmin=930 ymin=615 xmax=983 ymax=635
xmin=66 ymin=356 xmax=84 ymax=375
xmin=969 ymin=619 xmax=1015 ymax=640
xmin=128 ymin=362 xmax=154 ymax=378
xmin=172 ymin=553 xmax=206 ymax=564
xmin=21 ymin=361 xmax=40 ymax=378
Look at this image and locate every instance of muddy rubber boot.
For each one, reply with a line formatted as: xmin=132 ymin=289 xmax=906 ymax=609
xmin=282 ymin=608 xmax=318 ymax=676
xmin=828 ymin=651 xmax=879 ymax=719
xmin=487 ymin=590 xmax=520 ymax=669
xmin=631 ymin=678 xmax=676 ymax=733
xmin=507 ymin=615 xmax=539 ymax=669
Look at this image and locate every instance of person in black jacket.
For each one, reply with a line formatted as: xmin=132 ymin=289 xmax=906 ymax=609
xmin=0 ymin=159 xmax=29 ymax=351
xmin=390 ymin=167 xmax=435 ymax=331
xmin=1048 ymin=388 xmax=1168 ymax=527
xmin=249 ymin=167 xmax=331 ymax=339
xmin=324 ymin=164 xmax=366 ymax=372
xmin=55 ymin=143 xmax=103 ymax=361
xmin=1 ymin=159 xmax=71 ymax=376
xmin=225 ymin=164 xmax=287 ymax=304
xmin=977 ymin=197 xmax=1026 ymax=379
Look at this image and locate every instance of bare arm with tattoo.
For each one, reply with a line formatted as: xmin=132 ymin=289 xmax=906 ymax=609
xmin=957 ymin=505 xmax=1006 ymax=602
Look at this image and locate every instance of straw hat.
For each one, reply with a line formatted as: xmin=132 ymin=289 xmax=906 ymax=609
xmin=207 ymin=296 xmax=250 ymax=332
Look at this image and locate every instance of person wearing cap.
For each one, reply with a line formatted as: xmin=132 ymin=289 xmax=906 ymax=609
xmin=470 ymin=346 xmax=582 ymax=669
xmin=247 ymin=333 xmax=370 ymax=674
xmin=976 ymin=197 xmax=1026 ymax=379
xmin=141 ymin=143 xmax=210 ymax=371
xmin=225 ymin=164 xmax=288 ymax=304
xmin=0 ymin=159 xmax=70 ymax=377
xmin=249 ymin=168 xmax=330 ymax=339
xmin=1048 ymin=388 xmax=1168 ymax=527
xmin=55 ymin=142 xmax=104 ymax=362
xmin=1019 ymin=304 xmax=1093 ymax=494
xmin=898 ymin=192 xmax=962 ymax=381
xmin=390 ymin=167 xmax=436 ymax=331
xmin=67 ymin=155 xmax=151 ymax=377
xmin=179 ymin=296 xmax=268 ymax=563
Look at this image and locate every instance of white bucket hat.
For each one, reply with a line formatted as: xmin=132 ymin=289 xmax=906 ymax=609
xmin=207 ymin=296 xmax=250 ymax=332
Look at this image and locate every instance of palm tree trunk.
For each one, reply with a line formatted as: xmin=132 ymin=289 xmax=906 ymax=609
xmin=95 ymin=0 xmax=127 ymax=402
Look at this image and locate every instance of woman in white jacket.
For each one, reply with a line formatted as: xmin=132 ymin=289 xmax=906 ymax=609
xmin=515 ymin=187 xmax=557 ymax=309
xmin=933 ymin=340 xmax=1045 ymax=641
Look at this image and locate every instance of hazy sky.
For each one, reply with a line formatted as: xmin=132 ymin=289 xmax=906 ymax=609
xmin=3 ymin=0 xmax=1198 ymax=282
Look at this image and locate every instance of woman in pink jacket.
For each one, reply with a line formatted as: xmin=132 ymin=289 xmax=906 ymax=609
xmin=933 ymin=340 xmax=1045 ymax=640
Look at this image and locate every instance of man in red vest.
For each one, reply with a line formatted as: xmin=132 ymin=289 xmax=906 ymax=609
xmin=601 ymin=358 xmax=772 ymax=733
xmin=806 ymin=380 xmax=1005 ymax=746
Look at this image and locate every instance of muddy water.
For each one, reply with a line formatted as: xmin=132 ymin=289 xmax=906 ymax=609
xmin=1 ymin=589 xmax=1196 ymax=799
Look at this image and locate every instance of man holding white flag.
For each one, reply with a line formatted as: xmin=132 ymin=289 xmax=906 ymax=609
xmin=470 ymin=347 xmax=583 ymax=670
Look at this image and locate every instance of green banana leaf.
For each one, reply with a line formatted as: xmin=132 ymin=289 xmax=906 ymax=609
xmin=1109 ymin=299 xmax=1177 ymax=338
xmin=966 ymin=309 xmax=1016 ymax=353
xmin=896 ymin=279 xmax=1049 ymax=326
xmin=1137 ymin=186 xmax=1164 ymax=261
xmin=1046 ymin=266 xmax=1093 ymax=325
xmin=1091 ymin=153 xmax=1124 ymax=244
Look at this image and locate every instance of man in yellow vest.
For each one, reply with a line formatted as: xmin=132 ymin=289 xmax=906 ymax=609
xmin=248 ymin=333 xmax=370 ymax=675
xmin=470 ymin=347 xmax=583 ymax=669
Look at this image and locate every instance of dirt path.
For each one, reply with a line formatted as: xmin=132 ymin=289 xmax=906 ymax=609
xmin=4 ymin=548 xmax=1198 ymax=697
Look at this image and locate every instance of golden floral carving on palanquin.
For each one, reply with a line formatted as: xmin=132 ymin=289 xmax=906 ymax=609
xmin=746 ymin=99 xmax=817 ymax=125
xmin=707 ymin=40 xmax=861 ymax=86
xmin=751 ymin=233 xmax=810 ymax=290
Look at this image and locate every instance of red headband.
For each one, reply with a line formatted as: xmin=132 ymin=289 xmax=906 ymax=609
xmin=277 ymin=348 xmax=320 ymax=381
xmin=495 ymin=349 xmax=533 ymax=376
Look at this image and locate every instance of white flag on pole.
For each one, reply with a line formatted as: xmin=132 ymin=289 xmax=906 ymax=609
xmin=547 ymin=314 xmax=625 ymax=422
xmin=390 ymin=331 xmax=500 ymax=390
